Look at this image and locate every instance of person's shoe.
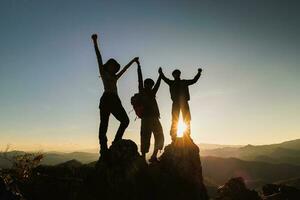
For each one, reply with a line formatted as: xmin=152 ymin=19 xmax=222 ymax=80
xmin=99 ymin=148 xmax=109 ymax=162
xmin=149 ymin=156 xmax=159 ymax=163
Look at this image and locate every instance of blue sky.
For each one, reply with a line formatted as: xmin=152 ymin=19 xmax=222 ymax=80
xmin=0 ymin=0 xmax=299 ymax=151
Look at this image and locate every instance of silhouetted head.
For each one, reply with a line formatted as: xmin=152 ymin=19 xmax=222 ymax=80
xmin=144 ymin=78 xmax=155 ymax=89
xmin=172 ymin=69 xmax=181 ymax=80
xmin=104 ymin=58 xmax=121 ymax=75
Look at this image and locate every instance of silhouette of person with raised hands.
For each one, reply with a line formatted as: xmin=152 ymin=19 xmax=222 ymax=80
xmin=91 ymin=34 xmax=138 ymax=156
xmin=158 ymin=67 xmax=202 ymax=141
xmin=136 ymin=59 xmax=164 ymax=163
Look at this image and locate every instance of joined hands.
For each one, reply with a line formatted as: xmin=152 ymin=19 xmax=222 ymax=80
xmin=133 ymin=57 xmax=140 ymax=66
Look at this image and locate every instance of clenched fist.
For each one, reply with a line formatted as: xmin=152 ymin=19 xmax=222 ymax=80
xmin=133 ymin=57 xmax=139 ymax=62
xmin=158 ymin=67 xmax=163 ymax=74
xmin=91 ymin=34 xmax=98 ymax=41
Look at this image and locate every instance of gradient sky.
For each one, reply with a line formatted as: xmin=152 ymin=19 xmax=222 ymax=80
xmin=0 ymin=0 xmax=299 ymax=152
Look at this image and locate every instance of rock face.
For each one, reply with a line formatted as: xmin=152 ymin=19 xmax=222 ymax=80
xmin=81 ymin=139 xmax=148 ymax=200
xmin=82 ymin=138 xmax=209 ymax=200
xmin=4 ymin=138 xmax=300 ymax=200
xmin=151 ymin=137 xmax=209 ymax=200
xmin=6 ymin=139 xmax=209 ymax=200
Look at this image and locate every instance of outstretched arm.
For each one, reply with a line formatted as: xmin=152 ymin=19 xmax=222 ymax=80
xmin=91 ymin=34 xmax=104 ymax=76
xmin=137 ymin=59 xmax=143 ymax=92
xmin=153 ymin=73 xmax=162 ymax=95
xmin=158 ymin=67 xmax=172 ymax=85
xmin=116 ymin=57 xmax=139 ymax=79
xmin=186 ymin=68 xmax=202 ymax=85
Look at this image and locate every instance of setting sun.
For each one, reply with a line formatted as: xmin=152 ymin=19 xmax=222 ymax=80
xmin=177 ymin=115 xmax=187 ymax=138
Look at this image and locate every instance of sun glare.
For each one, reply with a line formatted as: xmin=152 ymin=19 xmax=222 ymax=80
xmin=177 ymin=115 xmax=187 ymax=138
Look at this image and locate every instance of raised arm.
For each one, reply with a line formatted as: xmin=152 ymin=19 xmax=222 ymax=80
xmin=158 ymin=67 xmax=172 ymax=85
xmin=116 ymin=57 xmax=139 ymax=79
xmin=186 ymin=68 xmax=202 ymax=85
xmin=137 ymin=59 xmax=144 ymax=92
xmin=153 ymin=73 xmax=162 ymax=95
xmin=91 ymin=34 xmax=104 ymax=76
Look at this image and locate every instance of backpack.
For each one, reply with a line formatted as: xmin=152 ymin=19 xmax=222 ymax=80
xmin=131 ymin=93 xmax=144 ymax=118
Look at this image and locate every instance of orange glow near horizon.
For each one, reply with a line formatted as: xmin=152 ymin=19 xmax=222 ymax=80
xmin=177 ymin=115 xmax=187 ymax=138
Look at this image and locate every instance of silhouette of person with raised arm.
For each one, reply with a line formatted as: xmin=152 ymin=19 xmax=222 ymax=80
xmin=91 ymin=34 xmax=138 ymax=156
xmin=136 ymin=60 xmax=164 ymax=162
xmin=158 ymin=67 xmax=202 ymax=142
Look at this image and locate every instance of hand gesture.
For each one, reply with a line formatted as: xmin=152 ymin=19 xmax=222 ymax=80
xmin=136 ymin=59 xmax=140 ymax=66
xmin=158 ymin=67 xmax=163 ymax=74
xmin=133 ymin=57 xmax=139 ymax=62
xmin=91 ymin=34 xmax=98 ymax=41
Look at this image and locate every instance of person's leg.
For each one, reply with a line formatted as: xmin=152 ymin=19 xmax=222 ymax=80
xmin=99 ymin=96 xmax=111 ymax=154
xmin=151 ymin=118 xmax=164 ymax=160
xmin=140 ymin=118 xmax=152 ymax=160
xmin=170 ymin=101 xmax=180 ymax=141
xmin=181 ymin=101 xmax=191 ymax=136
xmin=111 ymin=97 xmax=130 ymax=142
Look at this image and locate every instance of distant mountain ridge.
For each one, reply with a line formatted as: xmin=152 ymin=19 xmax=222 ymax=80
xmin=0 ymin=151 xmax=99 ymax=168
xmin=202 ymin=156 xmax=300 ymax=189
xmin=201 ymin=139 xmax=300 ymax=166
xmin=1 ymin=139 xmax=299 ymax=168
xmin=1 ymin=139 xmax=300 ymax=191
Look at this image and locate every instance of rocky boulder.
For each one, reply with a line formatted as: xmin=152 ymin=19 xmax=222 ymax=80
xmin=215 ymin=177 xmax=261 ymax=200
xmin=81 ymin=139 xmax=148 ymax=200
xmin=149 ymin=137 xmax=209 ymax=200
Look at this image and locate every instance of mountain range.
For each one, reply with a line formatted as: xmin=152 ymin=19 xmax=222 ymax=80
xmin=1 ymin=139 xmax=299 ymax=189
xmin=201 ymin=139 xmax=300 ymax=166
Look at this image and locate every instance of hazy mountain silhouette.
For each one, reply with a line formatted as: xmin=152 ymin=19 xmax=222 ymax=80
xmin=0 ymin=151 xmax=99 ymax=168
xmin=198 ymin=143 xmax=243 ymax=149
xmin=13 ymin=139 xmax=208 ymax=200
xmin=3 ymin=152 xmax=300 ymax=190
xmin=2 ymin=139 xmax=298 ymax=168
xmin=202 ymin=139 xmax=300 ymax=165
xmin=1 ymin=139 xmax=300 ymax=193
xmin=2 ymin=139 xmax=300 ymax=199
xmin=202 ymin=156 xmax=300 ymax=189
xmin=55 ymin=159 xmax=83 ymax=168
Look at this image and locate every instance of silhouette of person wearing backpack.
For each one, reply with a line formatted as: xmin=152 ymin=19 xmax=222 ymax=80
xmin=159 ymin=67 xmax=202 ymax=142
xmin=132 ymin=59 xmax=164 ymax=162
xmin=91 ymin=34 xmax=138 ymax=156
